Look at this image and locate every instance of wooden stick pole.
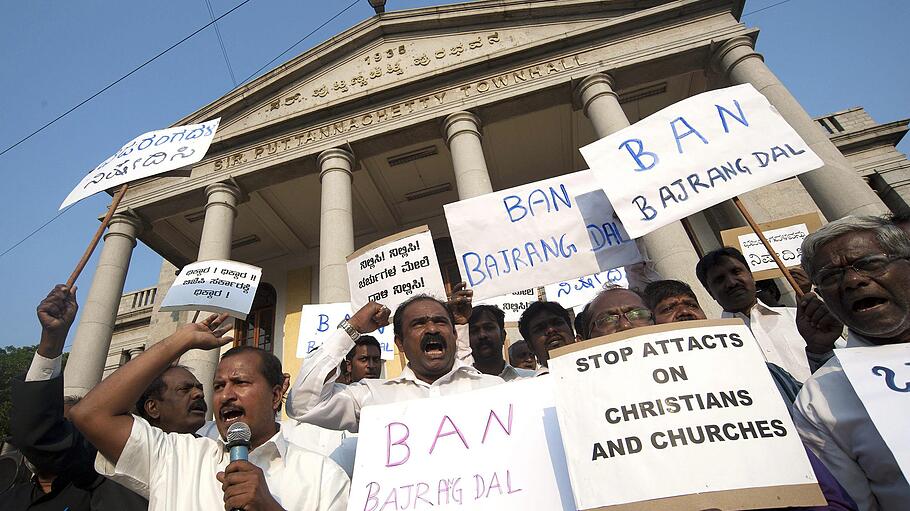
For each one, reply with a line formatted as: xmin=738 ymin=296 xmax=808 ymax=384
xmin=66 ymin=184 xmax=130 ymax=288
xmin=731 ymin=196 xmax=804 ymax=298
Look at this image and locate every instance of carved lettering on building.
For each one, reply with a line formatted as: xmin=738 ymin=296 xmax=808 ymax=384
xmin=212 ymin=53 xmax=586 ymax=172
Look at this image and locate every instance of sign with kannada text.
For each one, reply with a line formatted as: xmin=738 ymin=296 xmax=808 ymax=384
xmin=476 ymin=288 xmax=539 ymax=323
xmin=159 ymin=259 xmax=261 ymax=320
xmin=580 ymin=84 xmax=824 ymax=238
xmin=61 ymin=119 xmax=220 ymax=209
xmin=347 ymin=377 xmax=575 ymax=511
xmin=548 ymin=319 xmax=823 ymax=510
xmin=837 ymin=344 xmax=910 ymax=480
xmin=444 ymin=171 xmax=641 ymax=301
xmin=544 ymin=268 xmax=628 ymax=309
xmin=720 ymin=212 xmax=823 ymax=280
xmin=347 ymin=226 xmax=447 ymax=314
xmin=296 ymin=302 xmax=395 ymax=360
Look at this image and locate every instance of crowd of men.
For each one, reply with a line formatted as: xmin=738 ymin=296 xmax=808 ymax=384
xmin=1 ymin=212 xmax=908 ymax=510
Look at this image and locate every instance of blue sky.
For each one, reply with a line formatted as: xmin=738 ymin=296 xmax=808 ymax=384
xmin=2 ymin=0 xmax=908 ymax=349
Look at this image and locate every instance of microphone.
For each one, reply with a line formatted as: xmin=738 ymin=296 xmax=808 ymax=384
xmin=226 ymin=422 xmax=251 ymax=463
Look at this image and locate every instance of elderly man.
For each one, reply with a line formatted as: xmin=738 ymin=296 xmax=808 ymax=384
xmin=696 ymin=247 xmax=843 ymax=382
xmin=287 ymin=296 xmax=503 ymax=432
xmin=507 ymin=340 xmax=538 ymax=370
xmin=793 ymin=215 xmax=910 ymax=511
xmin=469 ymin=305 xmax=535 ymax=381
xmin=70 ymin=315 xmax=349 ymax=511
xmin=579 ymin=287 xmax=654 ymax=340
xmin=517 ymin=301 xmax=576 ymax=374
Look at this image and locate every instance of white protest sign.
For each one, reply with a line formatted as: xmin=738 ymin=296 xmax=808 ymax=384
xmin=738 ymin=223 xmax=808 ymax=272
xmin=348 ymin=377 xmax=575 ymax=511
xmin=580 ymin=84 xmax=824 ymax=238
xmin=159 ymin=260 xmax=261 ymax=320
xmin=837 ymin=344 xmax=910 ymax=479
xmin=548 ymin=319 xmax=823 ymax=510
xmin=296 ymin=302 xmax=395 ymax=360
xmin=476 ymin=288 xmax=538 ymax=322
xmin=544 ymin=268 xmax=628 ymax=309
xmin=347 ymin=226 xmax=447 ymax=314
xmin=61 ymin=119 xmax=220 ymax=209
xmin=444 ymin=170 xmax=641 ymax=301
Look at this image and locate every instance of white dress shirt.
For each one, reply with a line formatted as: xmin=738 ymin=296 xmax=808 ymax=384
xmin=97 ymin=416 xmax=349 ymax=511
xmin=722 ymin=300 xmax=827 ymax=382
xmin=25 ymin=351 xmax=61 ymax=381
xmin=793 ymin=332 xmax=910 ymax=511
xmin=287 ymin=328 xmax=504 ymax=433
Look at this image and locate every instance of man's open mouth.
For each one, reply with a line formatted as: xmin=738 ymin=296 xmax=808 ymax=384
xmin=851 ymin=296 xmax=888 ymax=313
xmin=421 ymin=335 xmax=447 ymax=358
xmin=220 ymin=405 xmax=245 ymax=424
xmin=546 ymin=336 xmax=565 ymax=350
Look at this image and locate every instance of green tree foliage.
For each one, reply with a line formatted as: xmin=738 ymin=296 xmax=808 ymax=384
xmin=0 ymin=346 xmax=68 ymax=439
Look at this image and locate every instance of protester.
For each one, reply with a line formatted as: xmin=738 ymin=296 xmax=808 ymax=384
xmin=507 ymin=340 xmax=537 ymax=370
xmin=468 ymin=305 xmax=535 ymax=381
xmin=580 ymin=287 xmax=653 ymax=339
xmin=5 ymin=285 xmax=148 ymax=511
xmin=69 ymin=313 xmax=349 ymax=511
xmin=517 ymin=301 xmax=575 ymax=373
xmin=573 ymin=307 xmax=587 ymax=342
xmin=344 ymin=336 xmax=382 ymax=383
xmin=696 ymin=247 xmax=842 ymax=382
xmin=756 ymin=278 xmax=784 ymax=307
xmin=287 ymin=296 xmax=503 ymax=432
xmin=794 ymin=215 xmax=910 ymax=510
xmin=134 ymin=366 xmax=207 ymax=434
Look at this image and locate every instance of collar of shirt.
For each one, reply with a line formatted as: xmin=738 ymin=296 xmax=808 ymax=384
xmin=721 ymin=299 xmax=783 ymax=321
xmin=215 ymin=426 xmax=288 ymax=462
xmin=388 ymin=358 xmax=484 ymax=387
xmin=534 ymin=366 xmax=550 ymax=376
xmin=845 ymin=330 xmax=876 ymax=348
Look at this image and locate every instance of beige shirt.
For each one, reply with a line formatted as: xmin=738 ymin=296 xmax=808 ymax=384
xmin=794 ymin=332 xmax=910 ymax=511
xmin=287 ymin=328 xmax=504 ymax=433
xmin=97 ymin=416 xmax=349 ymax=511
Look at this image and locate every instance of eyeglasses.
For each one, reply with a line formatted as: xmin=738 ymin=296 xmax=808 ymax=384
xmin=591 ymin=309 xmax=653 ymax=330
xmin=813 ymin=254 xmax=906 ymax=290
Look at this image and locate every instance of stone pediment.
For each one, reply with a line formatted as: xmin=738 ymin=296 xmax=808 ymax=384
xmin=182 ymin=0 xmax=681 ymax=144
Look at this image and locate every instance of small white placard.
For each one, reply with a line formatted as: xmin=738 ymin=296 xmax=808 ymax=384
xmin=837 ymin=344 xmax=910 ymax=480
xmin=580 ymin=84 xmax=824 ymax=238
xmin=737 ymin=223 xmax=808 ymax=272
xmin=159 ymin=259 xmax=261 ymax=320
xmin=476 ymin=288 xmax=538 ymax=322
xmin=348 ymin=377 xmax=575 ymax=511
xmin=347 ymin=226 xmax=447 ymax=314
xmin=61 ymin=119 xmax=220 ymax=209
xmin=296 ymin=302 xmax=395 ymax=360
xmin=444 ymin=170 xmax=641 ymax=301
xmin=548 ymin=320 xmax=821 ymax=509
xmin=544 ymin=268 xmax=628 ymax=309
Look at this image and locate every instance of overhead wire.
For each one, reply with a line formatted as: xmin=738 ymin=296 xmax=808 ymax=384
xmin=205 ymin=0 xmax=238 ymax=86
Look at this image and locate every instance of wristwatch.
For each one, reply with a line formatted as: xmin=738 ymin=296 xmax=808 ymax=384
xmin=338 ymin=319 xmax=361 ymax=341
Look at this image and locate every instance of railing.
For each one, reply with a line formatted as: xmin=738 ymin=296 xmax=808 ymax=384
xmin=118 ymin=286 xmax=157 ymax=315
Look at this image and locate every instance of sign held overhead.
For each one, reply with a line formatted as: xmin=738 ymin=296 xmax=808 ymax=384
xmin=159 ymin=259 xmax=261 ymax=320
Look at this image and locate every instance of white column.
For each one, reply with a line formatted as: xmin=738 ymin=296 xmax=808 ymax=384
xmin=575 ymin=73 xmax=721 ymax=317
xmin=442 ymin=111 xmax=494 ymax=199
xmin=180 ymin=182 xmax=241 ymax=414
xmin=318 ymin=148 xmax=355 ymax=303
xmin=712 ymin=36 xmax=887 ymax=218
xmin=63 ymin=213 xmax=142 ymax=397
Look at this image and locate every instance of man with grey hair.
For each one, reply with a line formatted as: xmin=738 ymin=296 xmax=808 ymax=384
xmin=793 ymin=215 xmax=910 ymax=510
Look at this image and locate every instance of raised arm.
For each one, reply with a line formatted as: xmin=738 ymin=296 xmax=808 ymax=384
xmin=447 ymin=282 xmax=474 ymax=364
xmin=286 ymin=302 xmax=388 ymax=432
xmin=69 ymin=313 xmax=233 ymax=464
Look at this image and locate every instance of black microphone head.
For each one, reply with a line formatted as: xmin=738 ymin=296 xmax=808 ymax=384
xmin=226 ymin=422 xmax=251 ymax=449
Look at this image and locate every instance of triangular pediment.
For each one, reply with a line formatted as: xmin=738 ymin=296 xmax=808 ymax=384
xmin=179 ymin=0 xmax=695 ymax=145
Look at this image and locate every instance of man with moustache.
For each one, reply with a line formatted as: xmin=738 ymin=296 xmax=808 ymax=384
xmin=468 ymin=305 xmax=535 ymax=381
xmin=287 ymin=296 xmax=503 ymax=432
xmin=70 ymin=313 xmax=349 ymax=511
xmin=793 ymin=216 xmax=910 ymax=510
xmin=579 ymin=287 xmax=654 ymax=339
xmin=696 ymin=247 xmax=843 ymax=382
xmin=517 ymin=301 xmax=576 ymax=375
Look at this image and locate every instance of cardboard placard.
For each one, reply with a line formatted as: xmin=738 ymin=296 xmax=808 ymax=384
xmin=61 ymin=119 xmax=220 ymax=209
xmin=720 ymin=212 xmax=823 ymax=280
xmin=580 ymin=84 xmax=823 ymax=238
xmin=837 ymin=344 xmax=910 ymax=480
xmin=296 ymin=302 xmax=395 ymax=360
xmin=444 ymin=170 xmax=641 ymax=301
xmin=159 ymin=260 xmax=261 ymax=320
xmin=347 ymin=226 xmax=448 ymax=314
xmin=548 ymin=319 xmax=824 ymax=510
xmin=543 ymin=268 xmax=628 ymax=309
xmin=347 ymin=377 xmax=575 ymax=511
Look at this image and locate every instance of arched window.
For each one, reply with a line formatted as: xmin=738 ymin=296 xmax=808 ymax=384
xmin=235 ymin=283 xmax=277 ymax=353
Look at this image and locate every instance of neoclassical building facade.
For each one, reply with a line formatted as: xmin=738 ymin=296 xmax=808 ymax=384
xmin=64 ymin=0 xmax=909 ymax=411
